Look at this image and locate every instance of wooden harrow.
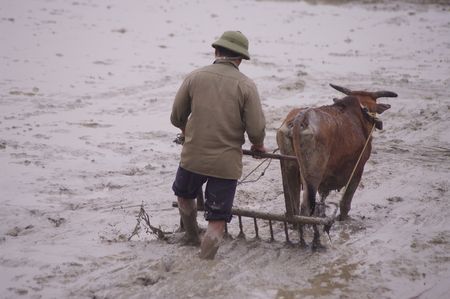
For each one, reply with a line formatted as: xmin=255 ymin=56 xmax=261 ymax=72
xmin=173 ymin=149 xmax=335 ymax=244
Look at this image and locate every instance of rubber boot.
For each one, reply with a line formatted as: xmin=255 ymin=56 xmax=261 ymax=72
xmin=178 ymin=198 xmax=201 ymax=246
xmin=199 ymin=221 xmax=224 ymax=260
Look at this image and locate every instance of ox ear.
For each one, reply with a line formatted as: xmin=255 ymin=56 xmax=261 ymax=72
xmin=330 ymin=84 xmax=352 ymax=95
xmin=376 ymin=103 xmax=391 ymax=114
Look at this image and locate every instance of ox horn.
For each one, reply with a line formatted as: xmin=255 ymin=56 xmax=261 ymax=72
xmin=372 ymin=91 xmax=398 ymax=99
xmin=329 ymin=83 xmax=352 ymax=95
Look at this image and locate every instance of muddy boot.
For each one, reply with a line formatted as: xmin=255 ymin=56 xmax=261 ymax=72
xmin=199 ymin=221 xmax=224 ymax=260
xmin=178 ymin=199 xmax=200 ymax=246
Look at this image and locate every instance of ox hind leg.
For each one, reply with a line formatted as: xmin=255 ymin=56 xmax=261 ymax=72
xmin=280 ymin=158 xmax=308 ymax=247
xmin=280 ymin=159 xmax=300 ymax=216
xmin=311 ymin=193 xmax=329 ymax=251
xmin=308 ymin=186 xmax=326 ymax=251
xmin=276 ymin=128 xmax=301 ymax=217
xmin=301 ymin=179 xmax=326 ymax=250
xmin=299 ymin=154 xmax=330 ymax=250
xmin=339 ymin=171 xmax=363 ymax=220
xmin=277 ymin=128 xmax=306 ymax=247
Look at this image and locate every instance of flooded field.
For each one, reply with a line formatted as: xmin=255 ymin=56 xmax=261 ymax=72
xmin=1 ymin=0 xmax=449 ymax=298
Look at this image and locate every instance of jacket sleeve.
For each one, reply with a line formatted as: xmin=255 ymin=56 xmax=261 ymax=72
xmin=242 ymin=80 xmax=266 ymax=145
xmin=170 ymin=77 xmax=192 ymax=129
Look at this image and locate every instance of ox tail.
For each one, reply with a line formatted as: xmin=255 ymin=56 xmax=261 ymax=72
xmin=292 ymin=110 xmax=320 ymax=216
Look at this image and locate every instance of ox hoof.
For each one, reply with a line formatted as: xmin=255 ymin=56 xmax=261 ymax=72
xmin=337 ymin=214 xmax=349 ymax=221
xmin=298 ymin=239 xmax=308 ymax=249
xmin=312 ymin=241 xmax=326 ymax=252
xmin=223 ymin=232 xmax=233 ymax=240
xmin=237 ymin=232 xmax=246 ymax=239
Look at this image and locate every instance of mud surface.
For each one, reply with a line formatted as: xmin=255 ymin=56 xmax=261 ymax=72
xmin=1 ymin=0 xmax=449 ymax=298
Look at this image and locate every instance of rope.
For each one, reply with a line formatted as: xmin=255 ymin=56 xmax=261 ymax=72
xmin=173 ymin=133 xmax=278 ymax=186
xmin=238 ymin=148 xmax=279 ymax=185
xmin=340 ymin=123 xmax=376 ymax=200
xmin=238 ymin=158 xmax=272 ymax=185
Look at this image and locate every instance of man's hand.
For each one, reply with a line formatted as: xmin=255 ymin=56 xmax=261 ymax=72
xmin=251 ymin=144 xmax=266 ymax=153
xmin=250 ymin=144 xmax=267 ymax=154
xmin=174 ymin=128 xmax=186 ymax=145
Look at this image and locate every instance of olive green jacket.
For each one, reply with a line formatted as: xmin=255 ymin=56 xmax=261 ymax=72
xmin=171 ymin=59 xmax=266 ymax=179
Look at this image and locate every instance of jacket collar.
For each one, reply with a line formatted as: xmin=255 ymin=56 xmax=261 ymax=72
xmin=213 ymin=58 xmax=240 ymax=70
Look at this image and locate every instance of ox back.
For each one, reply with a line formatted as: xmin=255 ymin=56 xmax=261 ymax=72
xmin=292 ymin=96 xmax=373 ymax=216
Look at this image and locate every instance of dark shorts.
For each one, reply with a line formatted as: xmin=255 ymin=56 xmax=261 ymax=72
xmin=172 ymin=166 xmax=237 ymax=222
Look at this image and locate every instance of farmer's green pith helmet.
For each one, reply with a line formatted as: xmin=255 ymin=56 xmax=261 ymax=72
xmin=212 ymin=31 xmax=250 ymax=60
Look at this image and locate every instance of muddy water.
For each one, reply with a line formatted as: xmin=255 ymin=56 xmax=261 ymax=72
xmin=1 ymin=0 xmax=450 ymax=298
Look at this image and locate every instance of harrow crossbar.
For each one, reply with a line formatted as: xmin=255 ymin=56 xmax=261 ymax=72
xmin=172 ymin=202 xmax=332 ymax=226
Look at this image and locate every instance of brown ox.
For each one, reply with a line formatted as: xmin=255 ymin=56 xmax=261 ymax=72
xmin=277 ymin=84 xmax=397 ymax=247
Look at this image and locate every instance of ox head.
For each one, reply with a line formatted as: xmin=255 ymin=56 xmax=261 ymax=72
xmin=330 ymin=83 xmax=397 ymax=115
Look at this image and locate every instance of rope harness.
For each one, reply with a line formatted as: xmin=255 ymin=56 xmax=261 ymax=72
xmin=173 ymin=133 xmax=277 ymax=185
xmin=238 ymin=149 xmax=280 ymax=185
xmin=340 ymin=110 xmax=378 ymax=201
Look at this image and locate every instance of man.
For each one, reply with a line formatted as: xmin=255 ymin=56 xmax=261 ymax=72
xmin=170 ymin=31 xmax=266 ymax=259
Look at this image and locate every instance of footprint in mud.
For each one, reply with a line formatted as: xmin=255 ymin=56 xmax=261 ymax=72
xmin=112 ymin=28 xmax=127 ymax=34
xmin=7 ymin=288 xmax=28 ymax=296
xmin=93 ymin=59 xmax=114 ymax=66
xmin=93 ymin=182 xmax=125 ymax=191
xmin=97 ymin=142 xmax=133 ymax=155
xmin=386 ymin=196 xmax=404 ymax=203
xmin=33 ymin=133 xmax=50 ymax=140
xmin=40 ymin=184 xmax=75 ymax=196
xmin=135 ymin=275 xmax=161 ymax=286
xmin=77 ymin=121 xmax=112 ymax=128
xmin=121 ymin=167 xmax=145 ymax=176
xmin=125 ymin=131 xmax=170 ymax=140
xmin=1 ymin=17 xmax=15 ymax=22
xmin=9 ymin=87 xmax=39 ymax=97
xmin=278 ymin=79 xmax=305 ymax=92
xmin=29 ymin=209 xmax=46 ymax=216
xmin=428 ymin=231 xmax=450 ymax=246
xmin=47 ymin=217 xmax=66 ymax=227
xmin=5 ymin=225 xmax=34 ymax=237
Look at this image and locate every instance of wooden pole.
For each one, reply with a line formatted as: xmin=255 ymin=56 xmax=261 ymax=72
xmin=242 ymin=149 xmax=298 ymax=162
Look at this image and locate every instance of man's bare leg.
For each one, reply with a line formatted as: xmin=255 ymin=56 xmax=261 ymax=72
xmin=199 ymin=220 xmax=225 ymax=259
xmin=177 ymin=197 xmax=200 ymax=246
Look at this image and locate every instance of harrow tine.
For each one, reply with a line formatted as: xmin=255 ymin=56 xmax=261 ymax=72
xmin=171 ymin=201 xmax=334 ymax=244
xmin=284 ymin=222 xmax=290 ymax=243
xmin=269 ymin=220 xmax=274 ymax=242
xmin=253 ymin=217 xmax=259 ymax=239
xmin=237 ymin=215 xmax=245 ymax=239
